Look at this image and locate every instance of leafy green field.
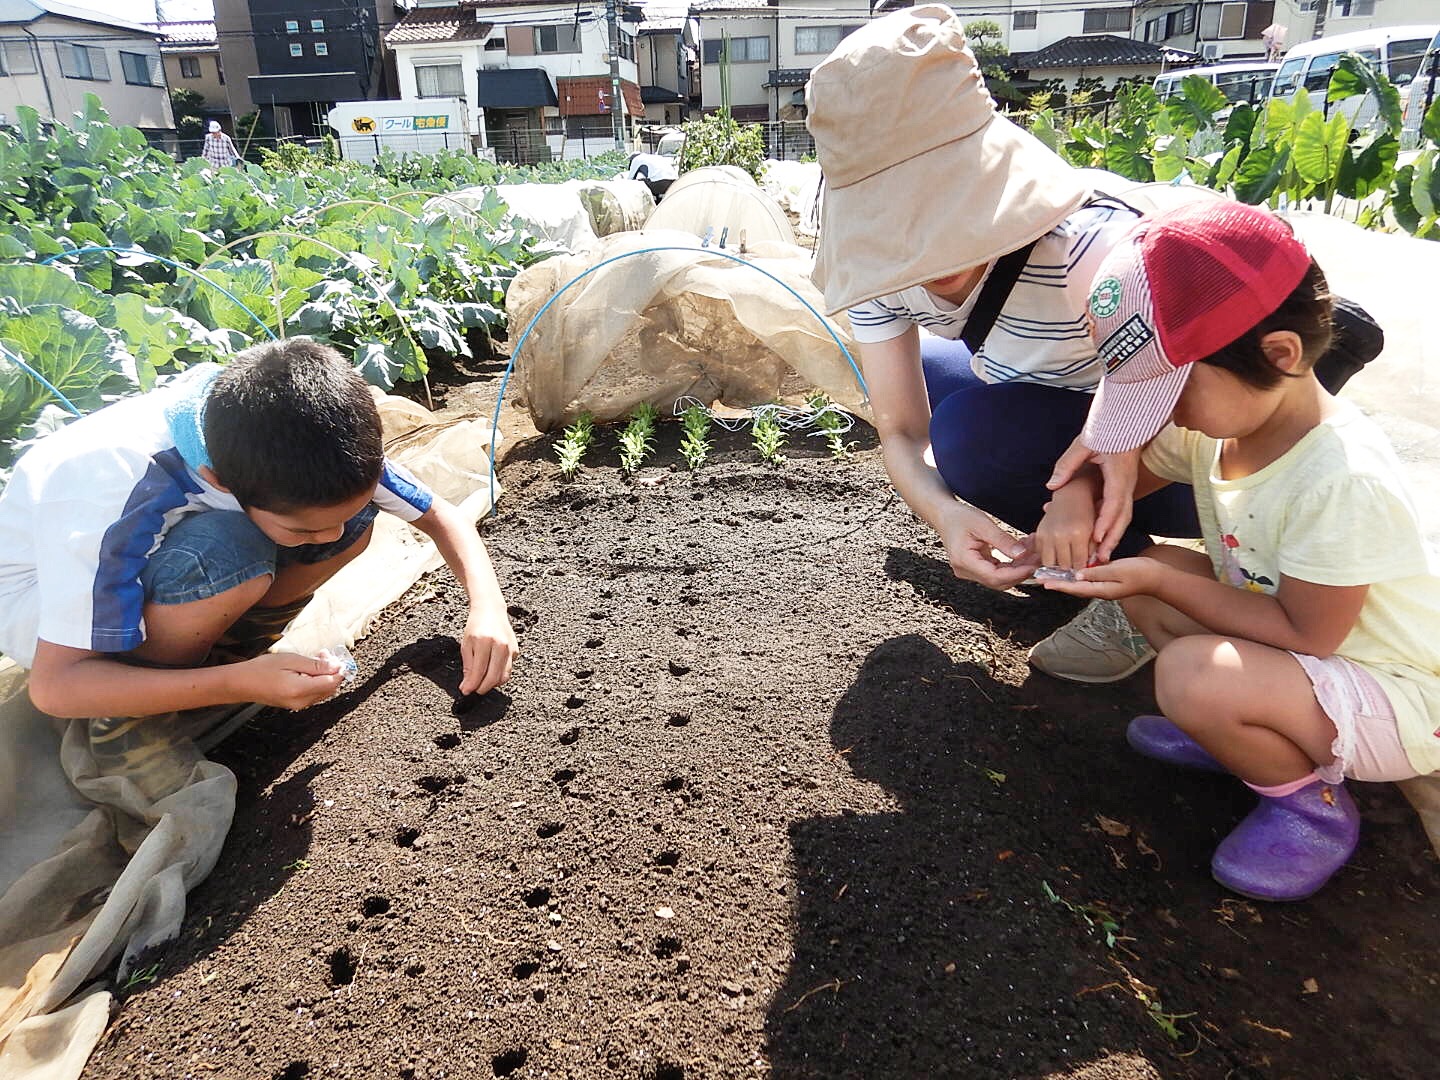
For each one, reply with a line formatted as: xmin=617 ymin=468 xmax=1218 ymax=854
xmin=1029 ymin=55 xmax=1440 ymax=235
xmin=0 ymin=97 xmax=624 ymax=481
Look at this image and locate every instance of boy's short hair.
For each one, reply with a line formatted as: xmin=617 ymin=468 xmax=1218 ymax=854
xmin=205 ymin=339 xmax=383 ymax=510
xmin=1200 ymin=259 xmax=1334 ymax=390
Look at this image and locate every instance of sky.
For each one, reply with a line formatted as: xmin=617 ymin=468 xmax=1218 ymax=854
xmin=97 ymin=1 xmax=215 ymax=24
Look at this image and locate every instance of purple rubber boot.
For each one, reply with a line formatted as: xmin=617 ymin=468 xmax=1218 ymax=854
xmin=1211 ymin=779 xmax=1360 ymax=902
xmin=1125 ymin=715 xmax=1227 ymax=773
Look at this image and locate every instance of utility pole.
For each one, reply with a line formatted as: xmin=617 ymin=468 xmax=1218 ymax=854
xmin=605 ymin=0 xmax=625 ymax=150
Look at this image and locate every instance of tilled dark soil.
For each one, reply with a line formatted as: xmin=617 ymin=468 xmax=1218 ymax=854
xmin=88 ymin=425 xmax=1440 ymax=1080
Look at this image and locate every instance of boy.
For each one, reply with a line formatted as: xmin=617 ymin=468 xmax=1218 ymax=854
xmin=0 ymin=338 xmax=517 ymax=725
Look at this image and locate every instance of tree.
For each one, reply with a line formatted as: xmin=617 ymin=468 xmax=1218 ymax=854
xmin=169 ymin=87 xmax=205 ymax=142
xmin=964 ymin=19 xmax=1018 ymax=105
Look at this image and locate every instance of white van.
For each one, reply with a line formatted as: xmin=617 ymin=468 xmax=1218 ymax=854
xmin=1269 ymin=25 xmax=1438 ymax=130
xmin=1153 ymin=61 xmax=1279 ymax=108
xmin=1400 ymin=28 xmax=1440 ymax=148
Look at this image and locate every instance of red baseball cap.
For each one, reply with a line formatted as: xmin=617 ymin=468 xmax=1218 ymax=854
xmin=1081 ymin=200 xmax=1312 ymax=454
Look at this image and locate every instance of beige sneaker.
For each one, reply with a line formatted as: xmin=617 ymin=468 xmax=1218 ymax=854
xmin=1028 ymin=599 xmax=1156 ymax=683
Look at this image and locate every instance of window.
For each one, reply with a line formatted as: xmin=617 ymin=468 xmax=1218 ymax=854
xmin=216 ymin=56 xmax=225 ymax=84
xmin=285 ymin=19 xmax=299 ymax=33
xmin=1331 ymin=0 xmax=1375 ymax=16
xmin=1217 ymin=2 xmax=1247 ymax=39
xmin=1302 ymin=48 xmax=1379 ymax=92
xmin=120 ymin=50 xmax=160 ymax=86
xmin=618 ymin=30 xmax=636 ymax=61
xmin=58 ymin=44 xmax=109 ymax=81
xmin=1082 ymin=8 xmax=1131 ymax=34
xmin=315 ymin=42 xmax=329 ymax=56
xmin=415 ymin=62 xmax=463 ymax=98
xmin=1012 ymin=10 xmax=1037 ymax=31
xmin=484 ymin=36 xmax=505 ymax=50
xmin=0 ymin=41 xmax=38 ymax=75
xmin=701 ymin=36 xmax=769 ymax=64
xmin=795 ymin=26 xmax=862 ymax=55
xmin=535 ymin=24 xmax=582 ymax=54
xmin=289 ymin=43 xmax=303 ymax=57
xmin=1388 ymin=38 xmax=1431 ymax=87
xmin=178 ymin=55 xmax=200 ymax=78
xmin=311 ymin=19 xmax=325 ymax=32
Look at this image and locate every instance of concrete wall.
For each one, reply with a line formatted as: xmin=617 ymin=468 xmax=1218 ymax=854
xmin=213 ymin=0 xmax=259 ymax=117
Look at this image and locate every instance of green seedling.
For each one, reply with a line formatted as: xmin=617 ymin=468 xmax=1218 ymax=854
xmin=555 ymin=411 xmax=597 ymax=480
xmin=283 ymin=858 xmax=312 ymax=872
xmin=1042 ymin=880 xmax=1122 ymax=950
xmin=806 ymin=393 xmax=852 ymax=459
xmin=120 ymin=963 xmax=160 ymax=993
xmin=679 ymin=404 xmax=711 ymax=470
xmin=617 ymin=402 xmax=660 ymax=475
xmin=752 ymin=411 xmax=787 ymax=466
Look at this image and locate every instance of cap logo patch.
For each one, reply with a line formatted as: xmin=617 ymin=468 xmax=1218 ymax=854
xmin=1089 ymin=277 xmax=1122 ymax=318
xmin=1098 ymin=314 xmax=1155 ymax=373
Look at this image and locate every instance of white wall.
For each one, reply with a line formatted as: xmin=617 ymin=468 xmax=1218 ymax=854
xmin=697 ymin=14 xmax=772 ymax=113
xmin=0 ymin=16 xmax=173 ymax=131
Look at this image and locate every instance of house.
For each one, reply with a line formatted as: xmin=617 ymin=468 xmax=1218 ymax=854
xmin=213 ymin=0 xmax=401 ymax=137
xmin=0 ymin=0 xmax=173 ymax=139
xmin=156 ymin=20 xmax=228 ymax=116
xmin=385 ymin=0 xmax=645 ymax=163
xmin=691 ymin=0 xmax=869 ymax=122
xmin=637 ymin=10 xmax=696 ymax=126
xmin=1135 ymin=1 xmax=1278 ymax=61
xmin=1009 ymin=34 xmax=1199 ymax=93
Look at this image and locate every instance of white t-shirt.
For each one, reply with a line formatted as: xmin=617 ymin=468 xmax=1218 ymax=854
xmin=0 ymin=365 xmax=435 ymax=669
xmin=1144 ymin=406 xmax=1440 ymax=776
xmin=845 ymin=196 xmax=1140 ymax=390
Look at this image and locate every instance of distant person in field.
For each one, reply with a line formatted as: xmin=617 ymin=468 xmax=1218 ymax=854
xmin=0 ymin=340 xmax=518 ymax=784
xmin=200 ymin=120 xmax=241 ymax=169
xmin=1043 ymin=200 xmax=1440 ymax=901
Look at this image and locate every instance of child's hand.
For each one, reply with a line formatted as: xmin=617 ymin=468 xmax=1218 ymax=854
xmin=240 ymin=652 xmax=347 ymax=711
xmin=460 ymin=606 xmax=519 ymax=696
xmin=1039 ymin=557 xmax=1161 ymax=601
xmin=1048 ymin=439 xmax=1140 ymax=563
xmin=1036 ymin=487 xmax=1098 ymax=570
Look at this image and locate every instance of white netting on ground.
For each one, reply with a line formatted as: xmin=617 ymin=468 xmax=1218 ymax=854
xmin=425 ymin=179 xmax=654 ymax=252
xmin=505 ymin=229 xmax=866 ymax=431
xmin=642 ymin=167 xmax=795 ymax=247
xmin=760 ymin=159 xmax=823 ymax=240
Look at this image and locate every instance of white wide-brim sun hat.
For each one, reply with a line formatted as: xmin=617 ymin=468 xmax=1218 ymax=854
xmin=805 ymin=4 xmax=1090 ymax=316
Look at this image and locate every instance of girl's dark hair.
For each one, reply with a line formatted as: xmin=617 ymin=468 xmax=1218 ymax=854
xmin=1198 ymin=259 xmax=1333 ymax=390
xmin=205 ymin=339 xmax=384 ymax=511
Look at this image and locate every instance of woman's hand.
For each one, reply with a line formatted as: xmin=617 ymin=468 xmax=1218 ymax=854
xmin=937 ymin=504 xmax=1039 ymax=590
xmin=1047 ymin=436 xmax=1140 ymax=563
xmin=460 ymin=605 xmax=518 ymax=696
xmin=1039 ymin=557 xmax=1162 ymax=601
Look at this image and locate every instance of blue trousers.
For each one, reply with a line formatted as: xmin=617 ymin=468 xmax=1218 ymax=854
xmin=921 ymin=336 xmax=1200 ymax=558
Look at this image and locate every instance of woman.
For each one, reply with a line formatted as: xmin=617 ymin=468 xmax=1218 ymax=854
xmin=805 ymin=5 xmax=1199 ymax=682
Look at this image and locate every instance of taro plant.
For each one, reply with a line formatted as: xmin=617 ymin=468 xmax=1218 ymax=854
xmin=752 ymin=409 xmax=786 ymax=466
xmin=555 ymin=411 xmax=596 ymax=480
xmin=806 ymin=393 xmax=851 ymax=459
xmin=617 ymin=402 xmax=660 ymax=476
xmin=678 ymin=404 xmax=711 ymax=470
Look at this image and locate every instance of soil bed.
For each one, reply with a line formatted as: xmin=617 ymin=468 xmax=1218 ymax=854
xmin=89 ymin=424 xmax=1440 ymax=1080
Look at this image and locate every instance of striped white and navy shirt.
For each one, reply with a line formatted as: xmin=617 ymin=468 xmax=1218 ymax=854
xmin=0 ymin=364 xmax=434 ymax=669
xmin=846 ymin=196 xmax=1140 ymax=391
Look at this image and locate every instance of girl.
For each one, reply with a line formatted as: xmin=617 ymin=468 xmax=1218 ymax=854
xmin=1042 ymin=199 xmax=1440 ymax=901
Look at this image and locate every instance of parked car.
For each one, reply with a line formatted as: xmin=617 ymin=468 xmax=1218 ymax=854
xmin=1270 ymin=25 xmax=1438 ymax=131
xmin=1400 ymin=27 xmax=1440 ymax=149
xmin=1153 ymin=61 xmax=1279 ymax=108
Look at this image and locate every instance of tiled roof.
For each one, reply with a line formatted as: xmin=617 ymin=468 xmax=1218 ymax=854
xmin=154 ymin=20 xmax=216 ymax=45
xmin=386 ymin=6 xmax=494 ymax=45
xmin=556 ymin=75 xmax=643 ymax=117
xmin=1009 ymin=34 xmax=1193 ymax=70
xmin=688 ymin=0 xmax=772 ymax=12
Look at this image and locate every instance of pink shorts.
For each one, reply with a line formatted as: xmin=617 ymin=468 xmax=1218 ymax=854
xmin=1290 ymin=653 xmax=1418 ymax=783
